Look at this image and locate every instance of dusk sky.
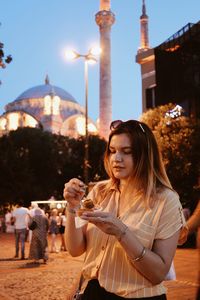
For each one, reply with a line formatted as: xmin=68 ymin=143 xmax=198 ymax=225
xmin=0 ymin=0 xmax=200 ymax=123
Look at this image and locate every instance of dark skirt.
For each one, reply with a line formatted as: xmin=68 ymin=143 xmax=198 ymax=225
xmin=59 ymin=225 xmax=65 ymax=234
xmin=82 ymin=279 xmax=167 ymax=300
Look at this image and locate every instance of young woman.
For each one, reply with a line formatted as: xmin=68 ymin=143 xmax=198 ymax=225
xmin=63 ymin=120 xmax=186 ymax=300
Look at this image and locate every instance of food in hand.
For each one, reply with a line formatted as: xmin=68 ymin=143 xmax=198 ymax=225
xmin=83 ymin=198 xmax=95 ymax=209
xmin=77 ymin=198 xmax=95 ymax=216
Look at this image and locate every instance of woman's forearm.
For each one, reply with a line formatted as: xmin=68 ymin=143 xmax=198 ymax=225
xmin=116 ymin=224 xmax=179 ymax=284
xmin=65 ymin=211 xmax=86 ymax=256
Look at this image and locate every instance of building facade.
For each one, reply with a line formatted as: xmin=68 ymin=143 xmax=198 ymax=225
xmin=136 ymin=1 xmax=200 ymax=119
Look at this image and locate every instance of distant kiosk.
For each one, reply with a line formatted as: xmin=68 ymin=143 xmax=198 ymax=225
xmin=31 ymin=196 xmax=67 ymax=211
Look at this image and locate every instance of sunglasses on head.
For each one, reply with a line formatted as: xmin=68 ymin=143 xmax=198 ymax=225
xmin=110 ymin=120 xmax=145 ymax=133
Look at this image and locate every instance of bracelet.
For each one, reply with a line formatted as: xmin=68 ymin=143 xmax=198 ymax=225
xmin=132 ymin=247 xmax=146 ymax=263
xmin=66 ymin=203 xmax=80 ymax=215
xmin=67 ymin=207 xmax=76 ymax=215
xmin=117 ymin=225 xmax=128 ymax=242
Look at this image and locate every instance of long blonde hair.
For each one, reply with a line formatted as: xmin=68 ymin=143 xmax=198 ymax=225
xmin=104 ymin=120 xmax=172 ymax=207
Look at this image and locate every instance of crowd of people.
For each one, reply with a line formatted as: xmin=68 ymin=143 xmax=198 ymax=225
xmin=0 ymin=202 xmax=67 ymax=264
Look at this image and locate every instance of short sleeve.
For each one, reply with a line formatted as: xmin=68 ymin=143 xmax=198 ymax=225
xmin=155 ymin=190 xmax=186 ymax=240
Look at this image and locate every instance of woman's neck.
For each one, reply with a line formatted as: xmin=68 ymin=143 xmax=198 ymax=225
xmin=119 ymin=179 xmax=128 ymax=193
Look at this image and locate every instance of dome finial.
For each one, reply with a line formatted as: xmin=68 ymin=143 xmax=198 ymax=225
xmin=45 ymin=75 xmax=50 ymax=85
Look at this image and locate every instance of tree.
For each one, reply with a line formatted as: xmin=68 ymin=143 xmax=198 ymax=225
xmin=140 ymin=104 xmax=200 ymax=210
xmin=0 ymin=127 xmax=107 ymax=207
xmin=0 ymin=37 xmax=12 ymax=86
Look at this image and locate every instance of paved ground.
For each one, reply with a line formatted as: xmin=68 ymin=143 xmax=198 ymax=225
xmin=0 ymin=233 xmax=199 ymax=300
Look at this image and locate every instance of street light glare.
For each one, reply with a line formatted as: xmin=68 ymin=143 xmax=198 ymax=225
xmin=65 ymin=49 xmax=77 ymax=60
xmin=90 ymin=46 xmax=102 ymax=56
xmin=87 ymin=58 xmax=97 ymax=65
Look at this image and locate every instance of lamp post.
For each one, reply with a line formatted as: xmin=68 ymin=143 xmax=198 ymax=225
xmin=65 ymin=48 xmax=100 ymax=189
xmin=84 ymin=58 xmax=89 ymax=189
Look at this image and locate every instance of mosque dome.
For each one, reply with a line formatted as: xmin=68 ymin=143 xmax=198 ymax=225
xmin=14 ymin=76 xmax=77 ymax=103
xmin=0 ymin=76 xmax=97 ymax=137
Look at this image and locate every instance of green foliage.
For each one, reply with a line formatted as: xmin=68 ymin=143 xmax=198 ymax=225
xmin=88 ymin=135 xmax=107 ymax=181
xmin=140 ymin=104 xmax=200 ymax=209
xmin=0 ymin=128 xmax=107 ymax=207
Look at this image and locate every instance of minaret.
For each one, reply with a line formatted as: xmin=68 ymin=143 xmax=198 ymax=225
xmin=138 ymin=0 xmax=150 ymax=52
xmin=95 ymin=0 xmax=115 ymax=140
xmin=136 ymin=0 xmax=154 ymax=114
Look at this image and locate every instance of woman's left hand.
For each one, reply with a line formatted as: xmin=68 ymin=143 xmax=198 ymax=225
xmin=80 ymin=210 xmax=124 ymax=238
xmin=178 ymin=225 xmax=189 ymax=245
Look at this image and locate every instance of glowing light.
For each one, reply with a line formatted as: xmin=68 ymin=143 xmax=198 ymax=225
xmin=165 ymin=105 xmax=183 ymax=119
xmin=90 ymin=46 xmax=102 ymax=56
xmin=65 ymin=49 xmax=77 ymax=60
xmin=65 ymin=46 xmax=101 ymax=65
xmin=76 ymin=116 xmax=85 ymax=135
xmin=52 ymin=95 xmax=60 ymax=115
xmin=166 ymin=45 xmax=180 ymax=52
xmin=24 ymin=114 xmax=38 ymax=127
xmin=87 ymin=58 xmax=97 ymax=65
xmin=0 ymin=117 xmax=6 ymax=130
xmin=88 ymin=123 xmax=98 ymax=133
xmin=44 ymin=95 xmax=52 ymax=115
xmin=76 ymin=116 xmax=97 ymax=135
xmin=8 ymin=113 xmax=19 ymax=130
xmin=44 ymin=95 xmax=60 ymax=115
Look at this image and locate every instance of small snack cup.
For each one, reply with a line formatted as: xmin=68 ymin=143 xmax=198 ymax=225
xmin=75 ymin=198 xmax=101 ymax=228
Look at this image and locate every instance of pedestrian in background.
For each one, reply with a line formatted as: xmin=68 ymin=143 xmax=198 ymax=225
xmin=12 ymin=200 xmax=29 ymax=260
xmin=29 ymin=208 xmax=49 ymax=264
xmin=49 ymin=208 xmax=59 ymax=253
xmin=5 ymin=209 xmax=14 ymax=233
xmin=28 ymin=202 xmax=39 ymax=243
xmin=64 ymin=119 xmax=186 ymax=300
xmin=59 ymin=207 xmax=67 ymax=251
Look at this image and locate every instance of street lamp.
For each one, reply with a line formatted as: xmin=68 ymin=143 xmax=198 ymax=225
xmin=65 ymin=47 xmax=101 ymax=189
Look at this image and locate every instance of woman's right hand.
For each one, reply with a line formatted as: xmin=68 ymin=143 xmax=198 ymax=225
xmin=63 ymin=178 xmax=86 ymax=208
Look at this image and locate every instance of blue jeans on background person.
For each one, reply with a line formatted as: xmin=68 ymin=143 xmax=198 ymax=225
xmin=15 ymin=228 xmax=26 ymax=259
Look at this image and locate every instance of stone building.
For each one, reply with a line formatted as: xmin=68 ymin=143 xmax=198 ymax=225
xmin=0 ymin=76 xmax=97 ymax=137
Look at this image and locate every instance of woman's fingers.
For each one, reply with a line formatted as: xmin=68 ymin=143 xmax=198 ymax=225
xmin=63 ymin=178 xmax=86 ymax=201
xmin=81 ymin=211 xmax=109 ymax=218
xmin=81 ymin=211 xmax=114 ymax=225
xmin=66 ymin=179 xmax=86 ymax=194
xmin=80 ymin=211 xmax=123 ymax=237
